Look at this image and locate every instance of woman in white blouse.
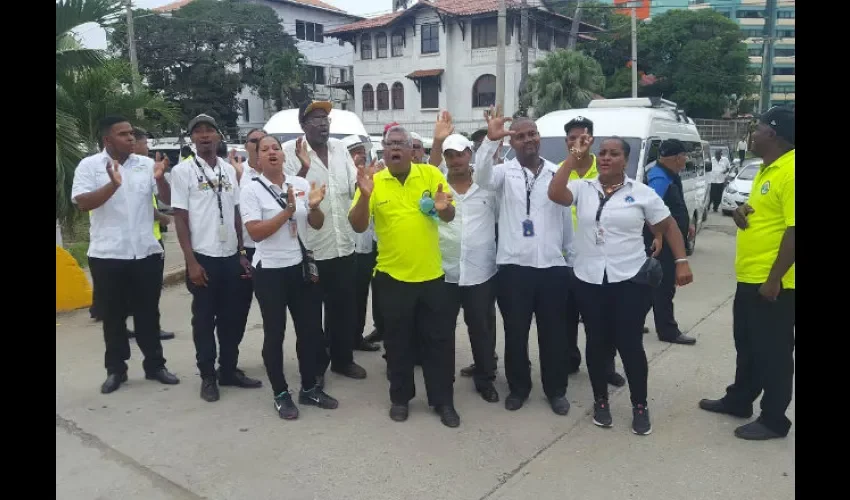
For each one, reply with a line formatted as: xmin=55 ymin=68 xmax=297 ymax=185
xmin=240 ymin=136 xmax=332 ymax=421
xmin=549 ymin=135 xmax=694 ymax=436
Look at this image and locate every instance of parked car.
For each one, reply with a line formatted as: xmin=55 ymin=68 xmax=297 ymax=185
xmin=720 ymin=158 xmax=762 ymax=215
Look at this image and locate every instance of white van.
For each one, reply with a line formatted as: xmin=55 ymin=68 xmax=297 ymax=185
xmin=264 ymin=108 xmax=376 ymax=161
xmin=534 ymin=97 xmax=709 ymax=254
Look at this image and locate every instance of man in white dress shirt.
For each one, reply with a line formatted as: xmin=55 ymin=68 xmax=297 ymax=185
xmin=171 ymin=114 xmax=263 ymax=403
xmin=71 ymin=116 xmax=179 ymax=394
xmin=475 ymin=106 xmax=574 ymax=416
xmin=709 ymin=149 xmax=730 ymax=212
xmin=439 ymin=134 xmax=500 ymax=403
xmin=283 ymin=101 xmax=368 ymax=380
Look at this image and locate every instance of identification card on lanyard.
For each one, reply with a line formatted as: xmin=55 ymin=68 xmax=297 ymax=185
xmin=194 ymin=159 xmax=227 ymax=242
xmin=521 ymin=164 xmax=543 ymax=237
xmin=594 ymin=184 xmax=623 ymax=246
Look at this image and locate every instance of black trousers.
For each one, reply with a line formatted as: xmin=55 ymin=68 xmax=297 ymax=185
xmin=89 ymin=255 xmax=166 ymax=375
xmin=565 ymin=267 xmax=617 ymax=376
xmin=354 ymin=250 xmax=377 ymax=341
xmin=723 ymin=283 xmax=795 ymax=436
xmin=253 ymin=263 xmax=323 ymax=395
xmin=185 ymin=252 xmax=252 ymax=378
xmin=710 ymin=183 xmax=725 ymax=211
xmin=376 ymin=271 xmax=454 ymax=407
xmin=646 ymin=253 xmax=682 ymax=340
xmin=738 ymin=150 xmax=746 ymax=163
xmin=315 ymin=254 xmax=357 ymax=371
xmin=497 ymin=265 xmax=570 ymax=400
xmin=575 ymin=277 xmax=652 ymax=406
xmin=445 ymin=277 xmax=497 ymax=387
xmin=89 ymin=239 xmax=166 ymax=322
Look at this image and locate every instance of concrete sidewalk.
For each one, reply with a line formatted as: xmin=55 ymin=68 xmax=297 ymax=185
xmin=56 ymin=214 xmax=794 ymax=500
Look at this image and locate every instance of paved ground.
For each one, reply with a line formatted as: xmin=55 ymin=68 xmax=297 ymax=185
xmin=56 ymin=213 xmax=795 ymax=500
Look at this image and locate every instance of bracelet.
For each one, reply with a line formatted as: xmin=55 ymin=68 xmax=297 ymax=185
xmin=675 ymin=258 xmax=688 ymax=264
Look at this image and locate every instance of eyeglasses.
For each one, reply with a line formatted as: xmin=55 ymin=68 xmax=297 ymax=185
xmin=384 ymin=140 xmax=410 ymax=148
xmin=247 ymin=138 xmax=261 ymax=144
xmin=304 ymin=116 xmax=332 ymax=125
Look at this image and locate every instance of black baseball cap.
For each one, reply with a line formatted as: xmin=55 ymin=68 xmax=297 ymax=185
xmin=188 ymin=114 xmax=220 ymax=134
xmin=659 ymin=139 xmax=687 ymax=157
xmin=564 ymin=116 xmax=594 ymax=136
xmin=760 ymin=106 xmax=795 ymax=146
xmin=298 ymin=101 xmax=333 ymax=124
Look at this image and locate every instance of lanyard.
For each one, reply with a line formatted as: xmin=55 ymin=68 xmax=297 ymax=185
xmin=521 ymin=161 xmax=544 ymax=217
xmin=595 ymin=184 xmax=625 ymax=223
xmin=252 ymin=177 xmax=290 ymax=211
xmin=194 ymin=158 xmax=224 ymax=224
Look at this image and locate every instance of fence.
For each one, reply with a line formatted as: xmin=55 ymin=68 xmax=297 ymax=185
xmin=364 ymin=119 xmax=489 ymax=138
xmin=693 ymin=118 xmax=754 ymax=150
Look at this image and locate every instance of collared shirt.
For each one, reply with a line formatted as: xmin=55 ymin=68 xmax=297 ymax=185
xmin=474 ymin=137 xmax=572 ymax=269
xmin=240 ymin=173 xmax=310 ymax=269
xmin=354 ymin=220 xmax=375 ymax=254
xmin=710 ymin=157 xmax=730 ymax=184
xmin=170 ymin=156 xmax=240 ymax=258
xmin=350 ymin=163 xmax=449 ymax=283
xmin=737 ymin=140 xmax=748 ymax=152
xmin=71 ymin=151 xmax=163 ymax=260
xmin=560 ymin=155 xmax=599 ymax=266
xmin=283 ymin=136 xmax=357 ymax=261
xmin=239 ymin=164 xmax=261 ymax=248
xmin=567 ymin=177 xmax=671 ymax=284
xmin=438 ymin=182 xmax=498 ymax=286
xmin=735 ymin=149 xmax=795 ymax=289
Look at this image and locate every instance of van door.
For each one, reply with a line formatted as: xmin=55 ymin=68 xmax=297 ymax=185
xmin=681 ymin=141 xmax=704 ymax=228
xmin=640 ymin=138 xmax=663 ymax=181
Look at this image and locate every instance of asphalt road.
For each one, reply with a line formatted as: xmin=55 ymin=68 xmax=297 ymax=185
xmin=56 ymin=213 xmax=794 ymax=500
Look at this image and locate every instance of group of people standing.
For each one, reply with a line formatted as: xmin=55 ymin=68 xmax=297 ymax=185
xmin=71 ymin=100 xmax=793 ymax=441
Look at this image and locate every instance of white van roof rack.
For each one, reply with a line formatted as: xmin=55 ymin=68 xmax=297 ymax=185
xmin=588 ymin=97 xmax=691 ymax=124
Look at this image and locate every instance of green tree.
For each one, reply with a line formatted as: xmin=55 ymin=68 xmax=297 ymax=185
xmin=529 ymin=50 xmax=605 ymax=117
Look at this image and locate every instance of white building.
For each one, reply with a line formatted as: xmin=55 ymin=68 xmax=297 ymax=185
xmin=155 ymin=0 xmax=361 ymax=134
xmin=327 ymin=0 xmax=602 ymax=136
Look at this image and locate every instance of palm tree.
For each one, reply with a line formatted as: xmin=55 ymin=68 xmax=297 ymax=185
xmin=528 ymin=49 xmax=606 ymax=117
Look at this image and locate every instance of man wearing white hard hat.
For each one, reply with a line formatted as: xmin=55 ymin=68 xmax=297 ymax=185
xmin=438 ymin=133 xmax=500 ymax=403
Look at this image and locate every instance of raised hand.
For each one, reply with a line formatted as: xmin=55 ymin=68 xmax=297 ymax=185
xmin=356 ymin=160 xmax=376 ymax=197
xmin=229 ymin=150 xmax=244 ymax=178
xmin=434 ymin=183 xmax=453 ymax=211
xmin=572 ymin=130 xmax=594 ymax=157
xmin=308 ymin=181 xmax=327 ymax=209
xmin=106 ymin=159 xmax=122 ymax=186
xmin=484 ymin=104 xmax=514 ymax=141
xmin=154 ymin=152 xmax=169 ymax=180
xmin=434 ymin=110 xmax=455 ymax=141
xmin=295 ymin=136 xmax=311 ymax=170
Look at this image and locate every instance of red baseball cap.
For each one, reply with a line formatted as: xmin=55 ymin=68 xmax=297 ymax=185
xmin=383 ymin=122 xmax=400 ymax=137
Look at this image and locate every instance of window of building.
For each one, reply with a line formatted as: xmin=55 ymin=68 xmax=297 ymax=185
xmin=308 ymin=66 xmax=325 ymax=85
xmin=421 ymin=23 xmax=439 ymax=54
xmin=774 ymin=47 xmax=795 ymax=57
xmin=241 ymin=99 xmax=250 ymax=123
xmin=773 ymin=67 xmax=795 ymax=76
xmin=748 ymin=48 xmax=762 ymax=57
xmin=376 ymin=33 xmax=388 ymax=58
xmin=376 ymin=83 xmax=389 ymax=110
xmin=554 ymin=30 xmax=569 ymax=49
xmin=421 ymin=78 xmax=439 ymax=108
xmin=391 ymin=30 xmax=405 ymax=57
xmin=736 ymin=10 xmax=763 ymax=19
xmin=537 ymin=27 xmax=551 ymax=51
xmin=742 ymin=29 xmax=762 ymax=38
xmin=361 ymin=34 xmax=372 ymax=60
xmin=391 ymin=82 xmax=404 ymax=109
xmin=472 ymin=19 xmax=498 ymax=49
xmin=472 ymin=74 xmax=496 ymax=108
xmin=778 ymin=10 xmax=795 ymax=19
xmin=778 ymin=29 xmax=795 ymax=38
xmin=296 ymin=20 xmax=324 ymax=42
xmin=339 ymin=67 xmax=347 ymax=82
xmin=362 ymin=84 xmax=375 ymax=111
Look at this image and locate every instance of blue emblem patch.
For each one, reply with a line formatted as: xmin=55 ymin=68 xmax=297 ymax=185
xmin=624 ymin=195 xmax=635 ymax=203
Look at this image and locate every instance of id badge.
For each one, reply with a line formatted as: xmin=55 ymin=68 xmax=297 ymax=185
xmin=218 ymin=223 xmax=228 ymax=242
xmin=595 ymin=225 xmax=605 ymax=245
xmin=522 ymin=219 xmax=535 ymax=237
xmin=289 ymin=219 xmax=298 ymax=237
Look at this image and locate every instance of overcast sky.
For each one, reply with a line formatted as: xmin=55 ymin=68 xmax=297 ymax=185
xmin=76 ymin=0 xmax=394 ymax=50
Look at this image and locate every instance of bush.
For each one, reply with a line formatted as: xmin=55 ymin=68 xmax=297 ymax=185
xmin=67 ymin=242 xmax=89 ymax=269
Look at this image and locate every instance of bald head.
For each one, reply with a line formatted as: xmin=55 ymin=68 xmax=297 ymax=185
xmin=509 ymin=117 xmax=535 ymax=132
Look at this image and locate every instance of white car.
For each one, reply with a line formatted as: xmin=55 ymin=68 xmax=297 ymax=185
xmin=720 ymin=159 xmax=762 ymax=215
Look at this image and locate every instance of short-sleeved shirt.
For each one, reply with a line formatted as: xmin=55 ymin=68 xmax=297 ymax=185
xmin=170 ymin=156 xmax=240 ymax=258
xmin=240 ymin=174 xmax=310 ymax=269
xmin=350 ymin=163 xmax=449 ymax=283
xmin=560 ymin=154 xmax=599 ymax=230
xmin=238 ymin=164 xmax=261 ymax=248
xmin=735 ymin=149 xmax=795 ymax=289
xmin=567 ymin=177 xmax=671 ymax=284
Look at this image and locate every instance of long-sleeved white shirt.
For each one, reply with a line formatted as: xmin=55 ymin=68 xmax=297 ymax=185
xmin=438 ymin=182 xmax=498 ymax=285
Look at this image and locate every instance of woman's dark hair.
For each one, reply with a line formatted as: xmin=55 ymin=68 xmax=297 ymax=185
xmin=216 ymin=141 xmax=228 ymax=158
xmin=605 ymin=136 xmax=631 ymax=158
xmin=180 ymin=145 xmax=193 ymax=157
xmin=246 ymin=128 xmax=266 ymax=138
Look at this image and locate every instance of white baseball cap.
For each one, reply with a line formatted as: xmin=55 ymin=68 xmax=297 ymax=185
xmin=442 ymin=134 xmax=473 ymax=154
xmin=341 ymin=134 xmax=371 ymax=152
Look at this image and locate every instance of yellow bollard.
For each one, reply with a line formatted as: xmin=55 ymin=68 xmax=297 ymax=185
xmin=56 ymin=246 xmax=92 ymax=312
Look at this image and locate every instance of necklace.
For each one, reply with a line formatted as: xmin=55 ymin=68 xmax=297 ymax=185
xmin=601 ymin=181 xmax=624 ymax=195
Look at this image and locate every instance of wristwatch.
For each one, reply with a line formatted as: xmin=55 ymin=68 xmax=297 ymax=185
xmin=239 ymin=249 xmax=247 ymax=256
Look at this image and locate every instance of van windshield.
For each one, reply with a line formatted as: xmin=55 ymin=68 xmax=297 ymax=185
xmin=506 ymin=136 xmax=643 ymax=179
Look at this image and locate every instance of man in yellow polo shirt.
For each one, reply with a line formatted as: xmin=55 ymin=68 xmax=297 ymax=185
xmin=349 ymin=125 xmax=460 ymax=428
xmin=699 ymin=106 xmax=795 ymax=441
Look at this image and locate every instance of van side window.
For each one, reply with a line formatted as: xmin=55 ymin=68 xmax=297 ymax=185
xmin=683 ymin=141 xmax=702 ymax=179
xmin=645 ymin=139 xmax=662 ymax=166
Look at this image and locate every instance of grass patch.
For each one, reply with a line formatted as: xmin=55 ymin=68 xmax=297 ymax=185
xmin=67 ymin=241 xmax=89 ymax=269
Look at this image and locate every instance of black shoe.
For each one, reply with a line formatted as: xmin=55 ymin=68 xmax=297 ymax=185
xmin=435 ymin=405 xmax=461 ymax=428
xmin=476 ymin=383 xmax=500 ymax=403
xmin=607 ymin=371 xmax=626 ymax=387
xmin=549 ymin=396 xmax=571 ymax=416
xmin=354 ymin=338 xmax=381 ymax=352
xmin=593 ymin=399 xmax=613 ymax=428
xmin=460 ymin=363 xmax=476 ymax=377
xmin=145 ymin=368 xmax=180 ymax=385
xmin=660 ymin=333 xmax=697 ymax=345
xmin=642 ymin=326 xmax=649 ymax=334
xmin=299 ymin=386 xmax=339 ymax=409
xmin=200 ymin=376 xmax=220 ymax=402
xmin=505 ymin=393 xmax=526 ymax=411
xmin=389 ymin=403 xmax=409 ymax=422
xmin=364 ymin=329 xmax=383 ymax=343
xmin=734 ymin=420 xmax=784 ymax=441
xmin=632 ymin=404 xmax=652 ymax=435
xmin=159 ymin=330 xmax=175 ymax=340
xmin=274 ymin=392 xmax=299 ymax=420
xmin=100 ymin=372 xmax=128 ymax=394
xmin=218 ymin=368 xmax=263 ymax=388
xmin=331 ymin=362 xmax=367 ymax=379
xmin=698 ymin=398 xmax=753 ymax=418
xmin=316 ymin=375 xmax=325 ymax=390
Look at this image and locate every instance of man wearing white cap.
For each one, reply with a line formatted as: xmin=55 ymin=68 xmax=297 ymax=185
xmin=438 ymin=134 xmax=500 ymax=403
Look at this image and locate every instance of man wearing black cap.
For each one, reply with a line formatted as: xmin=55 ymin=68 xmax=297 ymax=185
xmin=644 ymin=139 xmax=697 ymax=346
xmin=171 ymin=114 xmax=263 ymax=402
xmin=284 ymin=101 xmax=369 ymax=381
xmin=699 ymin=107 xmax=795 ymax=441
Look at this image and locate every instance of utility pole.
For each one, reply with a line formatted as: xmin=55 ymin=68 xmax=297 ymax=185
xmin=126 ymin=0 xmax=143 ymax=119
xmin=759 ymin=0 xmax=777 ymax=113
xmin=519 ymin=0 xmax=529 ymax=114
xmin=630 ymin=7 xmax=638 ymax=98
xmin=496 ymin=0 xmax=506 ymax=110
xmin=567 ymin=0 xmax=583 ymax=51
